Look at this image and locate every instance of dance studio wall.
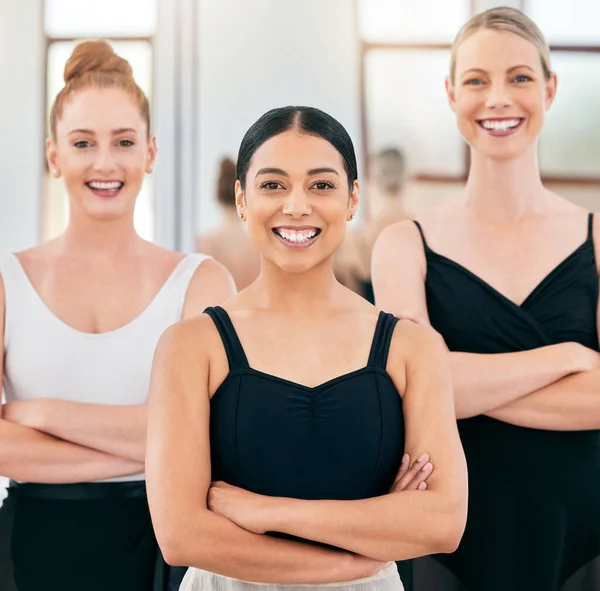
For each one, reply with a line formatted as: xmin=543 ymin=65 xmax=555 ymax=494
xmin=0 ymin=0 xmax=44 ymax=253
xmin=195 ymin=0 xmax=362 ymax=235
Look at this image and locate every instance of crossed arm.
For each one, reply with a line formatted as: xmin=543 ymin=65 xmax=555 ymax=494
xmin=146 ymin=315 xmax=467 ymax=583
xmin=0 ymin=259 xmax=236 ymax=483
xmin=372 ymin=221 xmax=600 ymax=431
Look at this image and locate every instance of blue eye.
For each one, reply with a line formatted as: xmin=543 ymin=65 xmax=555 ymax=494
xmin=119 ymin=139 xmax=135 ymax=147
xmin=465 ymin=78 xmax=484 ymax=86
xmin=514 ymin=74 xmax=533 ymax=83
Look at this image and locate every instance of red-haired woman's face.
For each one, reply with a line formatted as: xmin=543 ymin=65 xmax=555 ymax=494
xmin=47 ymin=87 xmax=156 ymax=224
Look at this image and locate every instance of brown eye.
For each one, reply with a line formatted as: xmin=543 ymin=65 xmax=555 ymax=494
xmin=73 ymin=140 xmax=91 ymax=148
xmin=260 ymin=181 xmax=283 ymax=190
xmin=312 ymin=181 xmax=334 ymax=191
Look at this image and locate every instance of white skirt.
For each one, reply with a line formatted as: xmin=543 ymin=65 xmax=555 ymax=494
xmin=180 ymin=561 xmax=403 ymax=591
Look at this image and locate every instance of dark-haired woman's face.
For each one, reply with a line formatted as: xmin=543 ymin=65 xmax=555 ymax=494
xmin=236 ymin=129 xmax=358 ymax=275
xmin=47 ymin=87 xmax=156 ymax=224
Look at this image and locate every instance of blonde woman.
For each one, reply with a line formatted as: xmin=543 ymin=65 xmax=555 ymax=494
xmin=374 ymin=8 xmax=600 ymax=591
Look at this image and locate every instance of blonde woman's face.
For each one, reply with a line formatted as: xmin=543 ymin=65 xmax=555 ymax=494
xmin=447 ymin=29 xmax=556 ymax=161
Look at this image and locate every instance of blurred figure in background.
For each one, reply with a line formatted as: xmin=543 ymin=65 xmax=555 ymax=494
xmin=335 ymin=148 xmax=408 ymax=303
xmin=197 ymin=158 xmax=260 ymax=291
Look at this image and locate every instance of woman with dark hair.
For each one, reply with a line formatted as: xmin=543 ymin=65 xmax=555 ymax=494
xmin=197 ymin=158 xmax=261 ymax=290
xmin=146 ymin=105 xmax=467 ymax=590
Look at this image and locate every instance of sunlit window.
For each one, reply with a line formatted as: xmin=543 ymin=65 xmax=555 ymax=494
xmin=358 ymin=0 xmax=469 ymax=44
xmin=527 ymin=0 xmax=600 ymax=45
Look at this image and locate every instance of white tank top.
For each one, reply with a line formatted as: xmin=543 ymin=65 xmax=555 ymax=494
xmin=0 ymin=252 xmax=210 ymax=483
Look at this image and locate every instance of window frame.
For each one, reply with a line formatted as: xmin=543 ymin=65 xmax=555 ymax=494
xmin=358 ymin=0 xmax=600 ymax=185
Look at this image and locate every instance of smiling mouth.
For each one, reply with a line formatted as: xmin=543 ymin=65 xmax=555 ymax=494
xmin=85 ymin=181 xmax=125 ymax=198
xmin=477 ymin=118 xmax=525 ymax=135
xmin=272 ymin=227 xmax=321 ymax=248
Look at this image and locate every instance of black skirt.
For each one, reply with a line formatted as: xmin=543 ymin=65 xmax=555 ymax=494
xmin=0 ymin=481 xmax=188 ymax=591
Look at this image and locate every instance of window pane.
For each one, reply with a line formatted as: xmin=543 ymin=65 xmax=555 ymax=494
xmin=365 ymin=49 xmax=465 ymax=177
xmin=359 ymin=0 xmax=470 ymax=43
xmin=539 ymin=52 xmax=600 ymax=179
xmin=44 ymin=41 xmax=154 ymax=241
xmin=45 ymin=0 xmax=157 ymax=37
xmin=527 ymin=0 xmax=600 ymax=45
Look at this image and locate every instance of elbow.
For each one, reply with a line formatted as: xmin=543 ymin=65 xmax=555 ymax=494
xmin=432 ymin=497 xmax=468 ymax=555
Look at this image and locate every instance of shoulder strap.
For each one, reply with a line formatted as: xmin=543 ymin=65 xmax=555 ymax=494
xmin=367 ymin=311 xmax=399 ymax=369
xmin=588 ymin=212 xmax=594 ymax=241
xmin=204 ymin=306 xmax=249 ymax=370
xmin=413 ymin=221 xmax=430 ymax=251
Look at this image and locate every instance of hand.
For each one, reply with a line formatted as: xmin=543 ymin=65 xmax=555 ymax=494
xmin=2 ymin=399 xmax=47 ymax=429
xmin=568 ymin=342 xmax=600 ymax=372
xmin=208 ymin=481 xmax=275 ymax=534
xmin=391 ymin=453 xmax=433 ymax=492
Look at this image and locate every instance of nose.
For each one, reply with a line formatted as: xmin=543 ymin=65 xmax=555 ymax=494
xmin=282 ymin=187 xmax=312 ymax=219
xmin=93 ymin=145 xmax=118 ymax=174
xmin=485 ymin=81 xmax=513 ymax=110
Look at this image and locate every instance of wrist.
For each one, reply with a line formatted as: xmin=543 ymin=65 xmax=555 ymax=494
xmin=267 ymin=496 xmax=299 ymax=534
xmin=30 ymin=398 xmax=56 ymax=432
xmin=561 ymin=342 xmax=594 ymax=374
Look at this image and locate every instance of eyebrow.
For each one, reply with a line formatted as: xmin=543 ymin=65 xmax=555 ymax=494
xmin=254 ymin=166 xmax=340 ymax=178
xmin=461 ymin=65 xmax=535 ymax=77
xmin=67 ymin=128 xmax=138 ymax=136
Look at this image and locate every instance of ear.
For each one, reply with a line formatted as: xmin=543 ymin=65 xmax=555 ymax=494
xmin=445 ymin=76 xmax=457 ymax=113
xmin=146 ymin=135 xmax=158 ymax=174
xmin=544 ymin=72 xmax=558 ymax=111
xmin=46 ymin=137 xmax=61 ymax=178
xmin=235 ymin=180 xmax=246 ymax=221
xmin=347 ymin=180 xmax=360 ymax=221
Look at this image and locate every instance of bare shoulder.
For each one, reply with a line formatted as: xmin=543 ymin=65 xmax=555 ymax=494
xmin=385 ymin=319 xmax=448 ymax=393
xmin=183 ymin=258 xmax=236 ymax=319
xmin=156 ymin=312 xmax=221 ymax=364
xmin=390 ymin=319 xmax=445 ymax=359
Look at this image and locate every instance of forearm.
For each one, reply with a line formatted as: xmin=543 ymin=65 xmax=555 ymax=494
xmin=487 ymin=370 xmax=600 ymax=430
xmin=34 ymin=400 xmax=147 ymax=462
xmin=264 ymin=490 xmax=464 ymax=562
xmin=161 ymin=510 xmax=381 ymax=584
xmin=0 ymin=419 xmax=144 ymax=483
xmin=451 ymin=344 xmax=581 ymax=418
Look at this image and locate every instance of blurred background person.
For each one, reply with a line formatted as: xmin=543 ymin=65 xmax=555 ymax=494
xmin=335 ymin=148 xmax=408 ymax=303
xmin=197 ymin=157 xmax=260 ymax=291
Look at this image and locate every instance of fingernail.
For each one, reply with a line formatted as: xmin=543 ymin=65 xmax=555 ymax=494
xmin=418 ymin=482 xmax=427 ymax=490
xmin=421 ymin=462 xmax=432 ymax=472
xmin=401 ymin=454 xmax=409 ymax=464
xmin=417 ymin=453 xmax=429 ymax=463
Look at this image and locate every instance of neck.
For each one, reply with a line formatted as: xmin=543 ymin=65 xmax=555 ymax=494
xmin=250 ymin=257 xmax=340 ymax=314
xmin=463 ymin=145 xmax=546 ymax=222
xmin=60 ymin=210 xmax=141 ymax=259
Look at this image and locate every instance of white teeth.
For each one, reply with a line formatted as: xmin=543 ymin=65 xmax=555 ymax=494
xmin=88 ymin=181 xmax=122 ymax=190
xmin=481 ymin=119 xmax=521 ymax=131
xmin=276 ymin=229 xmax=318 ymax=243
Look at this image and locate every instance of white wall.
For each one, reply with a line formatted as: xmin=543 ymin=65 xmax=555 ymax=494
xmin=0 ymin=0 xmax=44 ymax=253
xmin=196 ymin=0 xmax=362 ymax=234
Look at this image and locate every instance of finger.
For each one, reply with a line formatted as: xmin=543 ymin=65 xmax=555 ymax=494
xmin=394 ymin=454 xmax=410 ymax=483
xmin=393 ymin=453 xmax=430 ymax=491
xmin=404 ymin=462 xmax=433 ymax=491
